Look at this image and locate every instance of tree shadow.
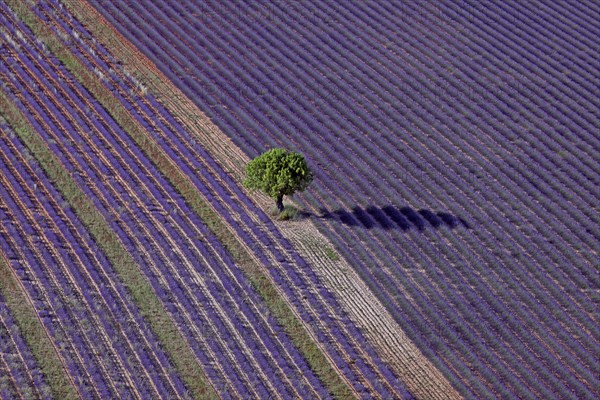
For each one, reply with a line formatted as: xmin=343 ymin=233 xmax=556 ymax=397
xmin=311 ymin=204 xmax=469 ymax=231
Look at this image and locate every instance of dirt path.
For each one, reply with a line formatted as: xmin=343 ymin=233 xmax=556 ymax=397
xmin=273 ymin=216 xmax=461 ymax=400
xmin=68 ymin=2 xmax=462 ymax=398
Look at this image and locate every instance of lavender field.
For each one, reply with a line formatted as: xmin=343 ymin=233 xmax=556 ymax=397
xmin=0 ymin=0 xmax=598 ymax=399
xmin=87 ymin=0 xmax=600 ymax=399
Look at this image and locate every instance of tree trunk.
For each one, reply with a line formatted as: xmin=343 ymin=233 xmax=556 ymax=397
xmin=276 ymin=194 xmax=284 ymax=213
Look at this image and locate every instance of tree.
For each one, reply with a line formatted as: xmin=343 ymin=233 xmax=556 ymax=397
xmin=243 ymin=148 xmax=313 ymax=213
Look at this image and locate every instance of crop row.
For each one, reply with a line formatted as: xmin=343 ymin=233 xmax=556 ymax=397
xmin=332 ymin=0 xmax=600 ymax=334
xmin=0 ymin=136 xmax=159 ymax=397
xmin=87 ymin=0 xmax=599 ymax=398
xmin=251 ymin=1 xmax=596 ymax=396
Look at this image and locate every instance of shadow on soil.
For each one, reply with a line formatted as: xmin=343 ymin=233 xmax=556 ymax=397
xmin=301 ymin=205 xmax=470 ymax=231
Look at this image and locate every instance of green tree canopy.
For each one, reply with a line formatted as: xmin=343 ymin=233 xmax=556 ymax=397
xmin=243 ymin=148 xmax=313 ymax=212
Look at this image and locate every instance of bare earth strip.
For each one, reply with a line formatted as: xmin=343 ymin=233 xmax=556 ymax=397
xmin=274 ymin=218 xmax=460 ymax=400
xmin=64 ymin=1 xmax=461 ymax=399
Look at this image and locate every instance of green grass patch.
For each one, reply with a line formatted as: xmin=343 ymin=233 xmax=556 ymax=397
xmin=324 ymin=247 xmax=341 ymax=262
xmin=271 ymin=204 xmax=300 ymax=221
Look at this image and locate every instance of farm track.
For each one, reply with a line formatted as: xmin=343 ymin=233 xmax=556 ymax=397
xmin=31 ymin=0 xmax=422 ymax=396
xmin=58 ymin=1 xmax=458 ymax=396
xmin=85 ymin=0 xmax=599 ymax=399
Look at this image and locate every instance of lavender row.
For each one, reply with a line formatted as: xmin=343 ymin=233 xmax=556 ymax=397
xmin=0 ymin=154 xmax=112 ymax=397
xmin=0 ymin=292 xmax=51 ymax=399
xmin=0 ymin=319 xmax=24 ymax=399
xmin=1 ymin=124 xmax=190 ymax=399
xmin=142 ymin=2 xmax=409 ymax=396
xmin=338 ymin=2 xmax=600 ymax=316
xmin=430 ymin=1 xmax=600 ymax=196
xmin=465 ymin=0 xmax=598 ymax=109
xmin=172 ymin=0 xmax=596 ymax=268
xmin=333 ymin=137 xmax=598 ymax=397
xmin=0 ymin=217 xmax=107 ymax=400
xmin=252 ymin=0 xmax=592 ymax=344
xmin=358 ymin=0 xmax=596 ymax=306
xmin=1 ymin=66 xmax=250 ymax=396
xmin=535 ymin=0 xmax=600 ymax=43
xmin=0 ymin=130 xmax=194 ymax=399
xmin=346 ymin=0 xmax=600 ymax=206
xmin=270 ymin=0 xmax=596 ymax=262
xmin=340 ymin=0 xmax=596 ymax=306
xmin=171 ymin=0 xmax=596 ymax=366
